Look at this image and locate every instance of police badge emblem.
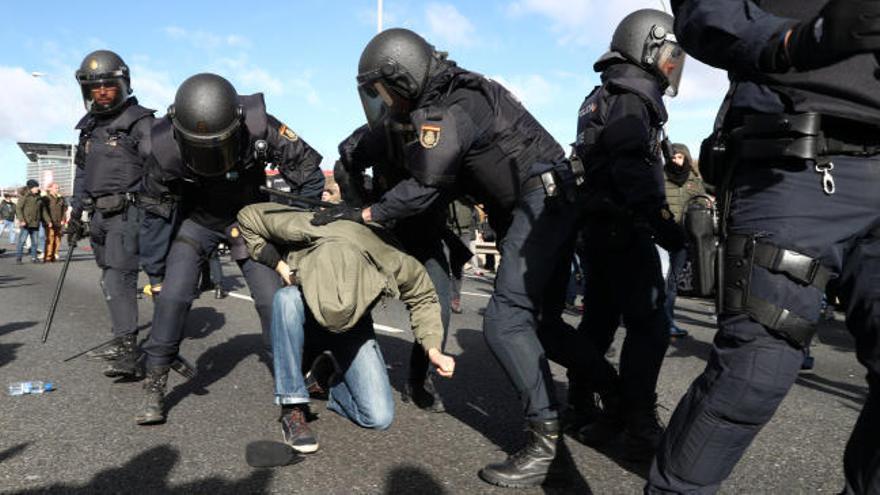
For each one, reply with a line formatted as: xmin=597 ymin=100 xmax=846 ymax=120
xmin=419 ymin=124 xmax=441 ymax=149
xmin=278 ymin=124 xmax=299 ymax=142
xmin=89 ymin=59 xmax=99 ymax=70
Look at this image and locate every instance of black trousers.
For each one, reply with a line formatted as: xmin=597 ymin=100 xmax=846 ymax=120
xmin=577 ymin=229 xmax=670 ymax=410
xmin=483 ymin=187 xmax=613 ymax=421
xmin=648 ymin=154 xmax=880 ymax=494
xmin=90 ymin=203 xmax=142 ymax=338
xmin=143 ymin=219 xmax=282 ymax=367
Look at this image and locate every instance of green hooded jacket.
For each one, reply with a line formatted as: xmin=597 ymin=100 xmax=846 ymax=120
xmin=237 ymin=203 xmax=442 ymax=352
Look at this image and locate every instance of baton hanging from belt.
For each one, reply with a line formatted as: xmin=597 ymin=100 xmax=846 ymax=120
xmin=259 ymin=186 xmax=335 ymax=209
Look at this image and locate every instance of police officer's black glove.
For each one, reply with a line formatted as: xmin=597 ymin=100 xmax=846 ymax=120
xmin=650 ymin=208 xmax=687 ymax=252
xmin=310 ymin=205 xmax=364 ymax=226
xmin=67 ymin=217 xmax=84 ymax=246
xmin=786 ymin=0 xmax=880 ymax=70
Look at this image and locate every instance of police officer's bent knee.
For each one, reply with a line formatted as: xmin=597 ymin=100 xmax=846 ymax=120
xmin=648 ymin=2 xmax=880 ymax=493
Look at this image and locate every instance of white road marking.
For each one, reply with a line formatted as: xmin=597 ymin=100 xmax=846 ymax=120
xmin=373 ymin=323 xmax=405 ymax=334
xmin=227 ymin=291 xmax=254 ymax=302
xmin=461 ymin=291 xmax=491 ymax=299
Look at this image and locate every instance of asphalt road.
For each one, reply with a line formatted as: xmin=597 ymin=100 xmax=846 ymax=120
xmin=0 ymin=243 xmax=867 ymax=494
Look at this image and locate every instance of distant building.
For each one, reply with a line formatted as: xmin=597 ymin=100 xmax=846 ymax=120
xmin=17 ymin=142 xmax=76 ymax=196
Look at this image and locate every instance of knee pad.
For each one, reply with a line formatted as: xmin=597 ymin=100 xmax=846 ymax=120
xmin=722 ymin=234 xmax=831 ymax=348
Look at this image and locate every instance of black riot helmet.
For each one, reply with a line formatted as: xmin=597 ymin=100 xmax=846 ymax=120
xmin=75 ymin=50 xmax=132 ymax=114
xmin=168 ymin=73 xmax=244 ymax=177
xmin=599 ymin=9 xmax=686 ymax=97
xmin=356 ymin=28 xmax=437 ymax=129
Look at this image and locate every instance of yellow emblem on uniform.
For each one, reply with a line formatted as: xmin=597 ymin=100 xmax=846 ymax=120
xmin=279 ymin=124 xmax=298 ymax=142
xmin=230 ymin=227 xmax=240 ymax=238
xmin=89 ymin=59 xmax=99 ymax=70
xmin=420 ymin=124 xmax=441 ymax=149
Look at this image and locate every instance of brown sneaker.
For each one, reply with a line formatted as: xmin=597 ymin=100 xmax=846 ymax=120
xmin=280 ymin=406 xmax=319 ymax=454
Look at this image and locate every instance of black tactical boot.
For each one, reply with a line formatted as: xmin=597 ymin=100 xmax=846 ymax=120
xmin=563 ymin=392 xmax=602 ymax=433
xmin=86 ymin=336 xmax=127 ymax=361
xmin=135 ymin=366 xmax=170 ymax=425
xmin=401 ymin=373 xmax=445 ymax=413
xmin=213 ymin=284 xmax=227 ymax=299
xmin=479 ymin=419 xmax=561 ymax=488
xmin=103 ymin=334 xmax=143 ymax=379
xmin=621 ymin=403 xmax=665 ymax=462
xmin=574 ymin=391 xmax=624 ymax=447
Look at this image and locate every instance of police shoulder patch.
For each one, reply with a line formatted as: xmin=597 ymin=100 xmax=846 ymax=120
xmin=230 ymin=226 xmax=240 ymax=238
xmin=278 ymin=124 xmax=298 ymax=142
xmin=419 ymin=124 xmax=441 ymax=149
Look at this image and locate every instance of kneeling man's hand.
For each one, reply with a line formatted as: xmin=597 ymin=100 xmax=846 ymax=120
xmin=428 ymin=348 xmax=456 ymax=378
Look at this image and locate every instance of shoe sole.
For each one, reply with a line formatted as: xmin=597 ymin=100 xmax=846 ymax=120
xmin=103 ymin=367 xmax=144 ymax=379
xmin=478 ymin=469 xmax=547 ymax=488
xmin=135 ymin=414 xmax=165 ymax=425
xmin=289 ymin=443 xmax=319 ymax=454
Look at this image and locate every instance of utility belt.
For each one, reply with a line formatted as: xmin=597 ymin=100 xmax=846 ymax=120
xmin=521 ymin=160 xmax=581 ymax=201
xmin=699 ymin=112 xmax=880 ymax=187
xmin=91 ymin=192 xmax=138 ymax=215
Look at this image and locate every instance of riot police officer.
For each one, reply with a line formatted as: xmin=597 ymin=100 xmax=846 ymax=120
xmin=135 ymin=73 xmax=323 ymax=425
xmin=69 ymin=50 xmax=155 ymax=378
xmin=648 ymin=1 xmax=880 ymax=493
xmin=312 ymin=28 xmax=613 ymax=488
xmin=571 ymin=9 xmax=687 ymax=461
xmin=334 ymin=124 xmax=453 ymax=413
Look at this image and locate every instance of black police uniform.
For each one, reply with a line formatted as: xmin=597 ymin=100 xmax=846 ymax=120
xmin=140 ymin=93 xmax=323 ymax=369
xmin=335 ymin=123 xmax=453 ymax=401
xmin=350 ymin=65 xmax=613 ymax=425
xmin=648 ymin=1 xmax=880 ymax=492
xmin=573 ymin=61 xmax=679 ymax=449
xmin=72 ymin=97 xmax=155 ymax=340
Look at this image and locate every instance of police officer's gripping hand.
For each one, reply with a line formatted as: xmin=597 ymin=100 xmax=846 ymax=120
xmin=310 ymin=205 xmax=364 ymax=226
xmin=66 ymin=217 xmax=84 ymax=246
xmin=650 ymin=208 xmax=687 ymax=252
xmin=787 ymin=0 xmax=880 ymax=70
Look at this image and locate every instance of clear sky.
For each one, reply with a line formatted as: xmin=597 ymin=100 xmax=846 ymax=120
xmin=0 ymin=0 xmax=729 ymax=188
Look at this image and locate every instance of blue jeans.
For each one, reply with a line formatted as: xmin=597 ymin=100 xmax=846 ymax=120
xmin=0 ymin=219 xmax=15 ymax=243
xmin=271 ymin=287 xmax=395 ymax=430
xmin=664 ymin=247 xmax=689 ymax=328
xmin=15 ymin=227 xmax=38 ymax=261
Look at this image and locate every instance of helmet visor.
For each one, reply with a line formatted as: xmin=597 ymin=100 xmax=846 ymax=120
xmin=173 ymin=118 xmax=242 ymax=177
xmin=655 ymin=41 xmax=686 ymax=97
xmin=358 ymin=82 xmax=389 ymax=130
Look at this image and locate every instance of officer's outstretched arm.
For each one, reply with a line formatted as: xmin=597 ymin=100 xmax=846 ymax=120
xmin=267 ymin=115 xmax=324 ymax=201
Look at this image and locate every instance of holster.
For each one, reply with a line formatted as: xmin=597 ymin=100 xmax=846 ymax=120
xmin=94 ymin=193 xmax=131 ymax=215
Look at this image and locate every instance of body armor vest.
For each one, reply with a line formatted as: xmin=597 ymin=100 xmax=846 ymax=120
xmin=417 ymin=69 xmax=565 ymax=217
xmin=75 ymin=99 xmax=154 ymax=198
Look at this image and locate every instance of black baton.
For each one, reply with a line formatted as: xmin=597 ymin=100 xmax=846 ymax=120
xmin=42 ymin=242 xmax=76 ymax=343
xmin=259 ymin=186 xmax=335 ymax=209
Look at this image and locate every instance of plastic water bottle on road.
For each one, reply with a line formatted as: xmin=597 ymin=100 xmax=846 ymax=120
xmin=7 ymin=381 xmax=55 ymax=396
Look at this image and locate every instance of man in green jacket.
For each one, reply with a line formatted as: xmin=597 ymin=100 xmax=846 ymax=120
xmin=237 ymin=202 xmax=455 ymax=454
xmin=15 ymin=180 xmax=43 ymax=264
xmin=663 ymin=143 xmax=707 ymax=337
